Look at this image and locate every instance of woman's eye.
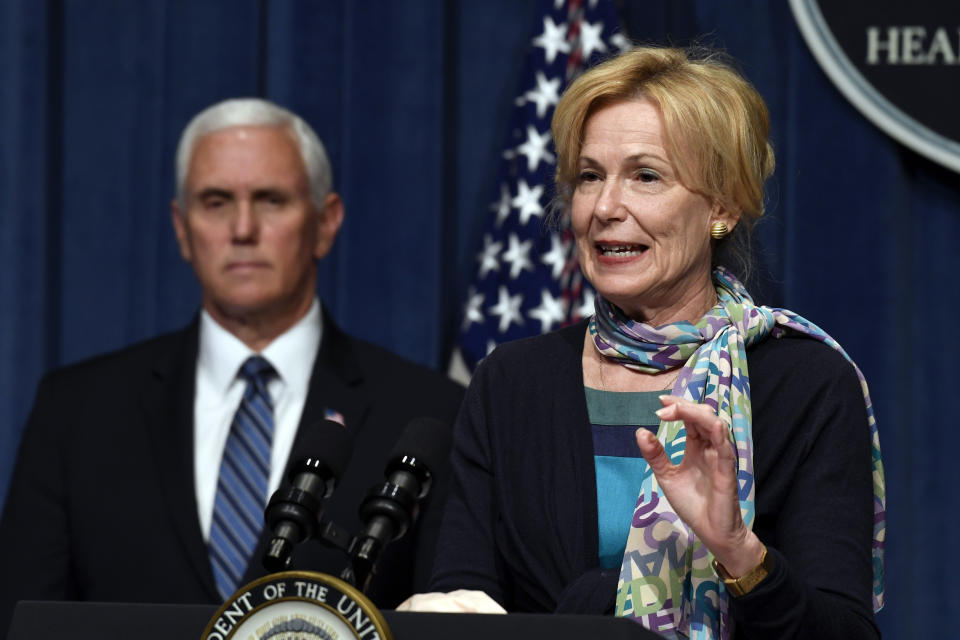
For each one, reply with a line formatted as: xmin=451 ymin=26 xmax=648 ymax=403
xmin=637 ymin=169 xmax=660 ymax=183
xmin=577 ymin=170 xmax=601 ymax=183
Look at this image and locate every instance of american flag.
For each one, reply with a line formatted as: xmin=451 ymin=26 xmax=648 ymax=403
xmin=454 ymin=0 xmax=628 ymax=377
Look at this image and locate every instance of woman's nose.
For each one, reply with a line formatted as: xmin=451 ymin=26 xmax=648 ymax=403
xmin=594 ymin=179 xmax=625 ymax=222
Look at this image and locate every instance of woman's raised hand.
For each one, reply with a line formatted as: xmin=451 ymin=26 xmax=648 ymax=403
xmin=635 ymin=396 xmax=764 ymax=576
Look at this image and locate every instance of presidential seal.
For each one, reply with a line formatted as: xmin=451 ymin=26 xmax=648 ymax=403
xmin=201 ymin=571 xmax=393 ymax=640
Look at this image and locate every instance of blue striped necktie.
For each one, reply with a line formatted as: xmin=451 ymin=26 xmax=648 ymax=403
xmin=209 ymin=355 xmax=275 ymax=599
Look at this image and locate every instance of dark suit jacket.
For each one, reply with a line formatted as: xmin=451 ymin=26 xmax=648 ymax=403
xmin=0 ymin=313 xmax=464 ymax=634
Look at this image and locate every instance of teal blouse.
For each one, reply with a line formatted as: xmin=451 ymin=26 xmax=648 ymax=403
xmin=584 ymin=386 xmax=661 ymax=569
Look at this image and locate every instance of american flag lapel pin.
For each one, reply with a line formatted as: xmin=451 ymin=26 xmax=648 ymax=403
xmin=323 ymin=407 xmax=346 ymax=427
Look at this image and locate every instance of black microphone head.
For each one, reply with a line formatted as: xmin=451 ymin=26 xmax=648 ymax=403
xmin=386 ymin=417 xmax=452 ymax=487
xmin=263 ymin=419 xmax=353 ymax=573
xmin=286 ymin=418 xmax=355 ymax=484
xmin=356 ymin=417 xmax=452 ymax=555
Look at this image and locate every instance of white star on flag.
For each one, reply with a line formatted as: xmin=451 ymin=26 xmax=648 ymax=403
xmin=462 ymin=288 xmax=485 ymax=329
xmin=511 ymin=179 xmax=545 ymax=225
xmin=610 ymin=32 xmax=632 ymax=52
xmin=529 ymin=288 xmax=567 ymax=333
xmin=532 ymin=15 xmax=570 ymax=64
xmin=516 ymin=125 xmax=555 ymax=173
xmin=579 ymin=20 xmax=608 ymax=59
xmin=541 ymin=233 xmax=567 ymax=280
xmin=488 ymin=286 xmax=524 ymax=333
xmin=477 ymin=234 xmax=502 ymax=278
xmin=491 ymin=183 xmax=512 ymax=227
xmin=577 ymin=288 xmax=596 ymax=321
xmin=523 ymin=72 xmax=561 ymax=119
xmin=502 ymin=233 xmax=534 ymax=279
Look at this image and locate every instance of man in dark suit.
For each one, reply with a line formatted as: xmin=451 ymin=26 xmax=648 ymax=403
xmin=0 ymin=98 xmax=464 ymax=634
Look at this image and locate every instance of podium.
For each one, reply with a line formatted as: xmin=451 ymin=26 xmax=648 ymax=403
xmin=8 ymin=600 xmax=661 ymax=639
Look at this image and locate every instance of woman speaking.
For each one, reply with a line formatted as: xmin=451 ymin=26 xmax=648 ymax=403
xmin=428 ymin=46 xmax=885 ymax=639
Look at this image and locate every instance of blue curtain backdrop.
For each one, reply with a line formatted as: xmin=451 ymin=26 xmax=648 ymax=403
xmin=1 ymin=1 xmax=957 ymax=636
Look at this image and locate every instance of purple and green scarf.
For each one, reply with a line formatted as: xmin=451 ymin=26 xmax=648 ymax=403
xmin=590 ymin=266 xmax=885 ymax=639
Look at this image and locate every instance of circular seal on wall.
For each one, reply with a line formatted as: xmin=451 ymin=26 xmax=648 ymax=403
xmin=201 ymin=571 xmax=393 ymax=640
xmin=790 ymin=0 xmax=960 ymax=172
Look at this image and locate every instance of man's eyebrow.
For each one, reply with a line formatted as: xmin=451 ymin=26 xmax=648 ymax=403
xmin=251 ymin=188 xmax=289 ymax=199
xmin=196 ymin=187 xmax=233 ymax=200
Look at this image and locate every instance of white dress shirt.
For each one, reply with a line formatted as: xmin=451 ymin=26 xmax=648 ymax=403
xmin=193 ymin=299 xmax=322 ymax=541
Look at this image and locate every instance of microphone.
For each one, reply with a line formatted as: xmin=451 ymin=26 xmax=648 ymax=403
xmin=262 ymin=419 xmax=354 ymax=573
xmin=350 ymin=417 xmax=451 ymax=592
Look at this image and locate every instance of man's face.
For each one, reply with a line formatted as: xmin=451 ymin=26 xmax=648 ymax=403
xmin=172 ymin=125 xmax=342 ymax=329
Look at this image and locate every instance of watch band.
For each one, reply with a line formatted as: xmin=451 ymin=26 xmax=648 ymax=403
xmin=712 ymin=543 xmax=772 ymax=597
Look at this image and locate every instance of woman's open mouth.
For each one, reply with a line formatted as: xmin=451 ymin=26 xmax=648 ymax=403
xmin=596 ymin=243 xmax=648 ymax=257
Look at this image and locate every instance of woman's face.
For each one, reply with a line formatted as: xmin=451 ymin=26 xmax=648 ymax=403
xmin=572 ymin=97 xmax=734 ymax=324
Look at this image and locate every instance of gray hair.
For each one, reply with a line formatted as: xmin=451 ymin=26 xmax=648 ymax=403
xmin=175 ymin=98 xmax=332 ymax=209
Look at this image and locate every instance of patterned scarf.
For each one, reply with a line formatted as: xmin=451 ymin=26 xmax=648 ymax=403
xmin=591 ymin=267 xmax=885 ymax=639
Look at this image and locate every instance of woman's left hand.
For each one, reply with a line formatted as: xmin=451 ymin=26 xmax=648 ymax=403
xmin=635 ymin=395 xmax=764 ymax=576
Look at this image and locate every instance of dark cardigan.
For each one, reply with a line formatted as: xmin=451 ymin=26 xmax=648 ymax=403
xmin=430 ymin=321 xmax=880 ymax=639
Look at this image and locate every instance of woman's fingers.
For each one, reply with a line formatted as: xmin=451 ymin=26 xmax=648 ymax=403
xmin=655 ymin=397 xmax=736 ymax=469
xmin=659 ymin=397 xmax=730 ymax=444
xmin=635 ymin=427 xmax=674 ymax=477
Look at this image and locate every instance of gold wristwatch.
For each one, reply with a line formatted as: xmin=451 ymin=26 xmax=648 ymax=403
xmin=712 ymin=544 xmax=772 ymax=597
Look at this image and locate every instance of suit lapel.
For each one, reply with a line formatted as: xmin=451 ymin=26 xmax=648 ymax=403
xmin=140 ymin=319 xmax=220 ymax=600
xmin=244 ymin=311 xmax=371 ymax=584
xmin=298 ymin=313 xmax=371 ymax=439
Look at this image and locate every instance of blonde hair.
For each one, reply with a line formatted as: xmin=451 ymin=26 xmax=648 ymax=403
xmin=552 ymin=46 xmax=774 ymax=222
